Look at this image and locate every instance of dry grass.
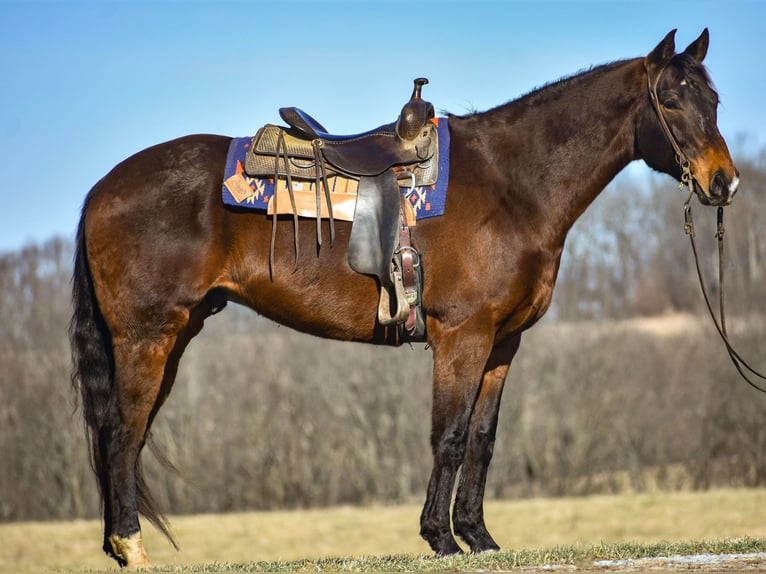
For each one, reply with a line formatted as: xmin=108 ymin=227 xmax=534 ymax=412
xmin=2 ymin=488 xmax=766 ymax=573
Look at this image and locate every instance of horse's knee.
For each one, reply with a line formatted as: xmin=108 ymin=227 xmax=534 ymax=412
xmin=432 ymin=426 xmax=468 ymax=466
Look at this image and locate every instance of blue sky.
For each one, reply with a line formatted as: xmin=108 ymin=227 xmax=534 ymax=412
xmin=1 ymin=1 xmax=764 ymax=253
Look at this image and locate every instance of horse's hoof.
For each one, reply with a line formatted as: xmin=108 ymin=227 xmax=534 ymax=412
xmin=470 ymin=536 xmax=501 ymax=554
xmin=108 ymin=532 xmax=152 ymax=570
xmin=475 ymin=544 xmax=501 ymax=554
xmin=435 ymin=539 xmax=464 ymax=556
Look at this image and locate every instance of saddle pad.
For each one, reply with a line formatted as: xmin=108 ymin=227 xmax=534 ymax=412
xmin=221 ymin=117 xmax=450 ymax=221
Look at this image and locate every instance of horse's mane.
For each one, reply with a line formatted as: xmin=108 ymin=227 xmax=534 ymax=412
xmin=448 ymin=59 xmax=630 ymax=121
xmin=449 ymin=52 xmax=716 ymax=121
xmin=514 ymin=61 xmax=624 ymax=106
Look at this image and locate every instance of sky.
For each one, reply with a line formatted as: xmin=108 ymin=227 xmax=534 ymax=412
xmin=1 ymin=0 xmax=765 ymax=253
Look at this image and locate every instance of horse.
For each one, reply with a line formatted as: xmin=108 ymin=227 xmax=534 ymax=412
xmin=70 ymin=29 xmax=739 ymax=568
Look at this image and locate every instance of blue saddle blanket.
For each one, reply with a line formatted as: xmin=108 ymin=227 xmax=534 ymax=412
xmin=222 ymin=117 xmax=450 ymax=220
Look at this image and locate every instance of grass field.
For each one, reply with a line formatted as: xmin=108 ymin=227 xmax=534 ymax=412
xmin=2 ymin=488 xmax=766 ymax=572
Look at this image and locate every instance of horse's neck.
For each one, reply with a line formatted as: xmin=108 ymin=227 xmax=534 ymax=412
xmin=456 ymin=58 xmax=645 ymax=245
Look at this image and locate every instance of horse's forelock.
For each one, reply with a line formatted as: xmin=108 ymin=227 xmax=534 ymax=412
xmin=671 ymin=52 xmax=718 ymax=100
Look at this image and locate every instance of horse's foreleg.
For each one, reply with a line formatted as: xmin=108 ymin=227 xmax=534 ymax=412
xmin=420 ymin=321 xmax=495 ymax=555
xmin=104 ymin=334 xmax=178 ymax=568
xmin=452 ymin=333 xmax=521 ymax=553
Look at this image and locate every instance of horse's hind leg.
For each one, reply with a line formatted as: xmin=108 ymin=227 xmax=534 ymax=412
xmin=101 ymin=297 xmax=216 ymax=567
xmin=101 ymin=331 xmax=178 ymax=567
xmin=452 ymin=334 xmax=521 ymax=553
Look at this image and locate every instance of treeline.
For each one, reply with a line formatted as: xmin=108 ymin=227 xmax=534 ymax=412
xmin=1 ymin=148 xmax=765 ymax=522
xmin=555 ymin=148 xmax=766 ymax=319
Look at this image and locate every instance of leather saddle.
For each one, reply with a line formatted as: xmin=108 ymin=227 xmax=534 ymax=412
xmin=244 ymin=78 xmax=437 ymax=338
xmin=278 ymin=78 xmax=436 ymax=178
xmin=246 ymin=78 xmax=438 ymax=185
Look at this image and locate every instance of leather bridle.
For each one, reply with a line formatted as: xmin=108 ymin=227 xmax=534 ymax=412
xmin=647 ymin=69 xmax=694 ymax=192
xmin=647 ymin=67 xmax=766 ymax=393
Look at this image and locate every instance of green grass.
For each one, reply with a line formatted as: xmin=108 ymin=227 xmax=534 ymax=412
xmin=143 ymin=538 xmax=766 ymax=572
xmin=3 ymin=488 xmax=766 ymax=572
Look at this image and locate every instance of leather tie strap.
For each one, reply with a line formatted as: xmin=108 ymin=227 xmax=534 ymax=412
xmin=271 ymin=130 xmax=300 ymax=275
xmin=312 ymin=139 xmax=336 ymax=247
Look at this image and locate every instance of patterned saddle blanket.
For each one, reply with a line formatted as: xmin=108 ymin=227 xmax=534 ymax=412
xmin=221 ymin=117 xmax=450 ymax=221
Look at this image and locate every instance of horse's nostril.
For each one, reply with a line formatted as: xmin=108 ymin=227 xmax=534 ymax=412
xmin=711 ymin=171 xmax=727 ymax=197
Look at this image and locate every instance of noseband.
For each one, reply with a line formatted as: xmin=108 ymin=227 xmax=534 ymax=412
xmin=648 ymin=68 xmax=766 ymax=393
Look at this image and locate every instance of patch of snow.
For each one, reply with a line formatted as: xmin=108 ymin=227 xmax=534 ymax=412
xmin=593 ymin=551 xmax=766 ymax=568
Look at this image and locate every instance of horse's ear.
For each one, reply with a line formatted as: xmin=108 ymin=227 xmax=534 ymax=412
xmin=645 ymin=29 xmax=677 ymax=78
xmin=682 ymin=28 xmax=709 ymax=63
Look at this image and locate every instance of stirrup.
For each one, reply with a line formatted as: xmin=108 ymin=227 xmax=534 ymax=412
xmin=377 ymin=266 xmax=410 ymax=326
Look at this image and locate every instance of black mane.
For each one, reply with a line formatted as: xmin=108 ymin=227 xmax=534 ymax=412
xmin=449 ymin=59 xmax=630 ymax=120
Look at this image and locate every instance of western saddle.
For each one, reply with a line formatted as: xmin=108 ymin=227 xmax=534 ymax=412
xmin=244 ymin=78 xmax=439 ymax=339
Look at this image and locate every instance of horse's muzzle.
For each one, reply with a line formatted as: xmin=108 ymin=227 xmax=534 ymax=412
xmin=700 ymin=170 xmax=739 ymax=206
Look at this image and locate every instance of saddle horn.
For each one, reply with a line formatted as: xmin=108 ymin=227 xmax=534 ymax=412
xmin=397 ymin=78 xmax=435 ymax=141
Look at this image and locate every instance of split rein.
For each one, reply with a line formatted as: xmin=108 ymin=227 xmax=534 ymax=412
xmin=682 ymin=190 xmax=766 ymax=393
xmin=648 ymin=70 xmax=766 ymax=392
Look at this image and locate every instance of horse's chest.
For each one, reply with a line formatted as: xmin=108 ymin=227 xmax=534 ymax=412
xmin=496 ymin=248 xmax=561 ymax=335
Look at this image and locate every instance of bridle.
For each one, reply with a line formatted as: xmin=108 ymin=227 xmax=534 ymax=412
xmin=648 ymin=67 xmax=766 ymax=393
xmin=647 ymin=69 xmax=695 ymax=191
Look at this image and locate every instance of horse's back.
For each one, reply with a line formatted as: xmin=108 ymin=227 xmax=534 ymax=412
xmin=87 ymin=134 xmax=230 ymax=211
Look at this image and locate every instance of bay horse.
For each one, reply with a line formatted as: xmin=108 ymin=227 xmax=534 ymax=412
xmin=71 ymin=29 xmax=739 ymax=567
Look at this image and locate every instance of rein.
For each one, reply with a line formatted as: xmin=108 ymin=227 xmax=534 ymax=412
xmin=648 ymin=68 xmax=766 ymax=393
xmin=683 ymin=197 xmax=766 ymax=393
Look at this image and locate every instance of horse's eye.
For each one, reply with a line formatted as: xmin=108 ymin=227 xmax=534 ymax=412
xmin=662 ymin=99 xmax=681 ymax=110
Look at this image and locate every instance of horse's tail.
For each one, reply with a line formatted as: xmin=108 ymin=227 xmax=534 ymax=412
xmin=69 ymin=202 xmax=175 ymax=547
xmin=70 ymin=207 xmax=114 ymax=522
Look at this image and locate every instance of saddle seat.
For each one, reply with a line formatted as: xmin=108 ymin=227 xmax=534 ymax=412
xmin=278 ymin=78 xmax=437 ymax=177
xmin=278 ymin=107 xmax=395 ymax=143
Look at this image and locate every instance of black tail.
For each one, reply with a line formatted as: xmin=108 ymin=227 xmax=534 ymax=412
xmin=69 ymin=208 xmax=114 ymax=526
xmin=69 ymin=202 xmax=176 ymax=548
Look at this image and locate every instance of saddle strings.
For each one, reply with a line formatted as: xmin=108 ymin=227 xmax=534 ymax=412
xmin=269 ymin=132 xmax=338 ymax=278
xmin=272 ymin=130 xmax=300 ymax=275
xmin=312 ymin=140 xmax=335 ymax=247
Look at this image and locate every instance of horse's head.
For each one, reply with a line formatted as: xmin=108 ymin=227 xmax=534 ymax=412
xmin=638 ymin=29 xmax=739 ymax=206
